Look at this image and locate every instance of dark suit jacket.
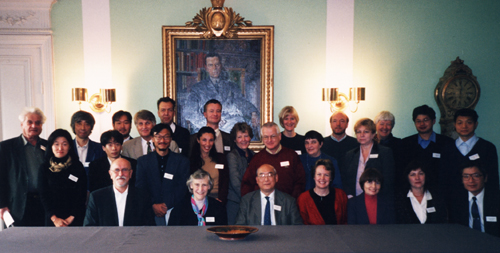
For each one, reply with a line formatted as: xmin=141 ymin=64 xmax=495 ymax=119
xmin=235 ymin=190 xmax=303 ymax=225
xmin=449 ymin=189 xmax=500 ymax=237
xmin=342 ymin=143 xmax=395 ymax=198
xmin=72 ymin=139 xmax=106 ymax=168
xmin=172 ymin=123 xmax=191 ymax=157
xmin=135 ymin=151 xmax=190 ymax=210
xmin=395 ymin=189 xmax=448 ymax=224
xmin=0 ymin=135 xmax=47 ymax=224
xmin=83 ymin=185 xmax=155 ymax=226
xmin=189 ymin=130 xmax=232 ymax=157
xmin=169 ymin=196 xmax=227 ymax=226
xmin=88 ymin=156 xmax=137 ymax=193
xmin=347 ymin=193 xmax=395 ymax=224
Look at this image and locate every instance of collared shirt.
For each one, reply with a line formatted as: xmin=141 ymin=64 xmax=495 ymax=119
xmin=113 ymin=185 xmax=129 ymax=227
xmin=214 ymin=128 xmax=224 ymax=154
xmin=141 ymin=137 xmax=154 ymax=155
xmin=456 ymin=134 xmax=479 ymax=156
xmin=123 ymin=136 xmax=132 ymax=143
xmin=260 ymin=190 xmax=276 ymax=225
xmin=408 ymin=190 xmax=432 ymax=224
xmin=469 ymin=189 xmax=485 ymax=232
xmin=107 ymin=156 xmax=121 ymax=166
xmin=76 ymin=139 xmax=89 ymax=166
xmin=418 ymin=131 xmax=436 ymax=149
xmin=330 ymin=134 xmax=347 ymax=143
xmin=169 ymin=122 xmax=176 ymax=134
xmin=266 ymin=144 xmax=282 ymax=155
xmin=22 ymin=135 xmax=44 ymax=192
xmin=355 ymin=144 xmax=373 ymax=196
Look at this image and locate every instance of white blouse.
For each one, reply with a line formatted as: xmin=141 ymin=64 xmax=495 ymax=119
xmin=408 ymin=190 xmax=432 ymax=224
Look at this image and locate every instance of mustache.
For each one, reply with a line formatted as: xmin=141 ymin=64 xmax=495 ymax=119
xmin=116 ymin=176 xmax=127 ymax=180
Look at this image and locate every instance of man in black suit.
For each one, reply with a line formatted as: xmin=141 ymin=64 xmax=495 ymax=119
xmin=0 ymin=107 xmax=47 ymax=226
xmin=112 ymin=110 xmax=133 ymax=142
xmin=70 ymin=111 xmax=106 ymax=173
xmin=157 ymin=97 xmax=190 ymax=157
xmin=449 ymin=162 xmax=500 ymax=237
xmin=84 ymin=158 xmax=155 ymax=226
xmin=88 ymin=130 xmax=137 ymax=193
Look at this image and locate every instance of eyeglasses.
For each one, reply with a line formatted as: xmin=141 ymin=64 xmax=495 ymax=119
xmin=415 ymin=118 xmax=431 ymax=124
xmin=154 ymin=135 xmax=172 ymax=140
xmin=462 ymin=173 xmax=483 ymax=180
xmin=261 ymin=135 xmax=278 ymax=140
xmin=257 ymin=172 xmax=275 ymax=178
xmin=112 ymin=168 xmax=131 ymax=174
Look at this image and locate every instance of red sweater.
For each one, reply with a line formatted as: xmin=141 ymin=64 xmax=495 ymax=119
xmin=297 ymin=188 xmax=348 ymax=225
xmin=365 ymin=194 xmax=378 ymax=224
xmin=240 ymin=146 xmax=305 ymax=198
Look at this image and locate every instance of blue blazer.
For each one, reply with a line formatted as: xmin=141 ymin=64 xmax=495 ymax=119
xmin=347 ymin=193 xmax=395 ymax=225
xmin=135 ymin=152 xmax=190 ymax=210
xmin=72 ymin=139 xmax=106 ymax=167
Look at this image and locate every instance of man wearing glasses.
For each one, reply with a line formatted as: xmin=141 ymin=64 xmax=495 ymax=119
xmin=449 ymin=163 xmax=500 ymax=237
xmin=135 ymin=124 xmax=190 ymax=226
xmin=84 ymin=158 xmax=155 ymax=226
xmin=241 ymin=122 xmax=305 ymax=199
xmin=236 ymin=164 xmax=302 ymax=225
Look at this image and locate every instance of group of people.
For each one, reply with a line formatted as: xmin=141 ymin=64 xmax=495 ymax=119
xmin=0 ymin=97 xmax=499 ymax=237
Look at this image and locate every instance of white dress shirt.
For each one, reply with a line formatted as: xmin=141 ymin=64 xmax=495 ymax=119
xmin=469 ymin=189 xmax=485 ymax=232
xmin=113 ymin=185 xmax=129 ymax=227
xmin=76 ymin=139 xmax=89 ymax=166
xmin=260 ymin=191 xmax=276 ymax=225
xmin=408 ymin=190 xmax=432 ymax=224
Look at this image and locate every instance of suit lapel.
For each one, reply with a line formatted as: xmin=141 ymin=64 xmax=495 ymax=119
xmin=251 ymin=191 xmax=262 ymax=225
xmin=14 ymin=136 xmax=28 ymax=174
xmin=135 ymin=138 xmax=144 ymax=159
xmin=106 ymin=187 xmax=120 ymax=226
xmin=274 ymin=191 xmax=282 ymax=225
xmin=123 ymin=187 xmax=135 ymax=226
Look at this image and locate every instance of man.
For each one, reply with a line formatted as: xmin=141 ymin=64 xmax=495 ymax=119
xmin=112 ymin=110 xmax=133 ymax=142
xmin=88 ymin=130 xmax=137 ymax=193
xmin=0 ymin=107 xmax=47 ymax=226
xmin=321 ymin=111 xmax=359 ymax=171
xmin=70 ymin=111 xmax=106 ymax=173
xmin=441 ymin=108 xmax=498 ymax=196
xmin=400 ymin=105 xmax=453 ymax=191
xmin=182 ymin=53 xmax=259 ymax=133
xmin=135 ymin=124 xmax=190 ymax=226
xmin=235 ymin=164 xmax=302 ymax=225
xmin=157 ymin=97 xmax=190 ymax=156
xmin=122 ymin=110 xmax=179 ymax=160
xmin=83 ymin=158 xmax=155 ymax=226
xmin=189 ymin=99 xmax=231 ymax=155
xmin=449 ymin=163 xmax=500 ymax=237
xmin=240 ymin=122 xmax=305 ymax=198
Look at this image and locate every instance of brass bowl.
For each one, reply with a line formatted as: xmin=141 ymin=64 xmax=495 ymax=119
xmin=206 ymin=225 xmax=259 ymax=240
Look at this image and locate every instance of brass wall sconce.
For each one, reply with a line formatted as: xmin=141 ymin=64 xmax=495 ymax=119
xmin=72 ymin=88 xmax=116 ymax=113
xmin=322 ymin=87 xmax=365 ymax=113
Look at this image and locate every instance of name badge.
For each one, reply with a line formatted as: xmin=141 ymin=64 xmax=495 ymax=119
xmin=164 ymin=173 xmax=174 ymax=180
xmin=40 ymin=145 xmax=46 ymax=151
xmin=426 ymin=207 xmax=436 ymax=213
xmin=206 ymin=217 xmax=215 ymax=222
xmin=469 ymin=154 xmax=480 ymax=160
xmin=432 ymin=153 xmax=441 ymax=158
xmin=179 ymin=148 xmax=182 ymax=153
xmin=280 ymin=161 xmax=290 ymax=167
xmin=274 ymin=205 xmax=282 ymax=211
xmin=295 ymin=150 xmax=302 ymax=155
xmin=486 ymin=216 xmax=497 ymax=222
xmin=68 ymin=174 xmax=78 ymax=182
xmin=215 ymin=164 xmax=224 ymax=169
xmin=369 ymin=154 xmax=378 ymax=159
xmin=3 ymin=210 xmax=14 ymax=227
xmin=83 ymin=162 xmax=90 ymax=167
xmin=224 ymin=146 xmax=231 ymax=151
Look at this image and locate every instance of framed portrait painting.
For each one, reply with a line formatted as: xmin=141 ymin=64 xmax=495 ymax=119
xmin=162 ymin=26 xmax=274 ymax=149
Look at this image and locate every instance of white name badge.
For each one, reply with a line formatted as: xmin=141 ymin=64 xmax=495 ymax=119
xmin=224 ymin=146 xmax=231 ymax=151
xmin=164 ymin=173 xmax=174 ymax=180
xmin=3 ymin=210 xmax=15 ymax=227
xmin=369 ymin=154 xmax=378 ymax=159
xmin=83 ymin=162 xmax=90 ymax=167
xmin=432 ymin=153 xmax=441 ymax=158
xmin=280 ymin=161 xmax=290 ymax=167
xmin=68 ymin=174 xmax=78 ymax=182
xmin=469 ymin=154 xmax=480 ymax=160
xmin=206 ymin=217 xmax=215 ymax=222
xmin=274 ymin=205 xmax=282 ymax=211
xmin=40 ymin=145 xmax=46 ymax=151
xmin=179 ymin=148 xmax=182 ymax=153
xmin=426 ymin=207 xmax=436 ymax=213
xmin=295 ymin=150 xmax=302 ymax=155
xmin=486 ymin=216 xmax=497 ymax=222
xmin=215 ymin=164 xmax=224 ymax=169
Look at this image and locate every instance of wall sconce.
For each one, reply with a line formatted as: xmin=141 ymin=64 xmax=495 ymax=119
xmin=72 ymin=88 xmax=116 ymax=113
xmin=322 ymin=87 xmax=365 ymax=113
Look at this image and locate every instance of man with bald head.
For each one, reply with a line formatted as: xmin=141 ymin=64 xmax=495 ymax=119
xmin=236 ymin=164 xmax=302 ymax=225
xmin=84 ymin=158 xmax=155 ymax=226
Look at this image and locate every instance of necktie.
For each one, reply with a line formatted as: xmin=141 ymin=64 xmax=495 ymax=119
xmin=264 ymin=196 xmax=271 ymax=225
xmin=471 ymin=196 xmax=481 ymax=231
xmin=147 ymin=141 xmax=153 ymax=154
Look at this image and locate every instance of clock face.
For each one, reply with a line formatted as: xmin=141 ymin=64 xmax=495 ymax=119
xmin=442 ymin=76 xmax=478 ymax=110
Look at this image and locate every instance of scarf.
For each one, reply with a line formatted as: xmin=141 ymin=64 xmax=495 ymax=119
xmin=190 ymin=195 xmax=208 ymax=226
xmin=49 ymin=156 xmax=72 ymax=172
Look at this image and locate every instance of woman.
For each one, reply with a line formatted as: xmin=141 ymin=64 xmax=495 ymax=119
xmin=189 ymin=126 xmax=229 ymax=205
xmin=347 ymin=168 xmax=395 ymax=224
xmin=38 ymin=129 xmax=87 ymax=226
xmin=300 ymin=130 xmax=342 ymax=190
xmin=297 ymin=159 xmax=348 ymax=225
xmin=278 ymin=106 xmax=305 ymax=155
xmin=226 ymin=123 xmax=255 ymax=225
xmin=169 ymin=170 xmax=227 ymax=226
xmin=395 ymin=160 xmax=447 ymax=224
xmin=343 ymin=118 xmax=395 ymax=199
xmin=374 ymin=111 xmax=402 ymax=150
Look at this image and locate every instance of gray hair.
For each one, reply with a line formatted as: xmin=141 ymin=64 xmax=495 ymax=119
xmin=260 ymin=122 xmax=280 ymax=137
xmin=374 ymin=111 xmax=395 ymax=127
xmin=186 ymin=169 xmax=214 ymax=193
xmin=19 ymin=107 xmax=46 ymax=124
